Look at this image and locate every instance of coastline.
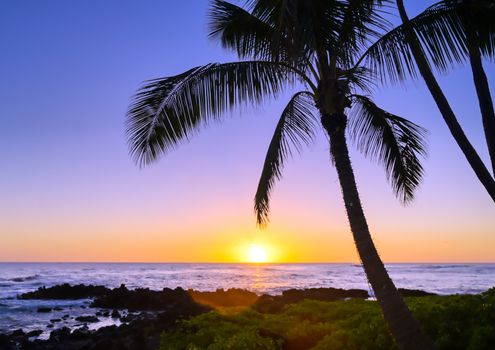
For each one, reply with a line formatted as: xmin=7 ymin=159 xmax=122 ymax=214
xmin=1 ymin=283 xmax=494 ymax=349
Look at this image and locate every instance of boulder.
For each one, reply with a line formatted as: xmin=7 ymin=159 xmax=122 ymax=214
xmin=253 ymin=288 xmax=369 ymax=313
xmin=26 ymin=329 xmax=43 ymax=337
xmin=398 ymin=288 xmax=437 ymax=297
xmin=20 ymin=283 xmax=109 ymax=300
xmin=75 ymin=315 xmax=99 ymax=323
xmin=49 ymin=327 xmax=71 ymax=341
xmin=10 ymin=329 xmax=25 ymax=337
xmin=188 ymin=288 xmax=258 ymax=308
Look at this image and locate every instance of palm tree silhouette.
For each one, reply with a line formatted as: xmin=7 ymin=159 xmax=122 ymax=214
xmin=126 ymin=1 xmax=434 ymax=349
xmin=361 ymin=0 xmax=495 ymax=201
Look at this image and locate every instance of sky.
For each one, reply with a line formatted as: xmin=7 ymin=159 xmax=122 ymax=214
xmin=0 ymin=1 xmax=493 ymax=263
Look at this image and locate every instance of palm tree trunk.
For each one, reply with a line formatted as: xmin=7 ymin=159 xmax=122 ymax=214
xmin=468 ymin=33 xmax=495 ymax=176
xmin=396 ymin=0 xmax=495 ymax=202
xmin=321 ymin=112 xmax=436 ymax=350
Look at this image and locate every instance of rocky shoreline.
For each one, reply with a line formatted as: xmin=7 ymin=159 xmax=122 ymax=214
xmin=0 ymin=284 xmax=436 ymax=350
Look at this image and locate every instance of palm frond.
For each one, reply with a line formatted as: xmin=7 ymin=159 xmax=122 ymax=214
xmin=416 ymin=0 xmax=495 ymax=64
xmin=126 ymin=61 xmax=295 ymax=166
xmin=334 ymin=0 xmax=392 ymax=68
xmin=348 ymin=95 xmax=428 ymax=203
xmin=358 ymin=20 xmax=420 ymax=85
xmin=360 ymin=0 xmax=495 ymax=84
xmin=241 ymin=0 xmax=348 ymax=68
xmin=255 ymin=91 xmax=318 ymax=226
xmin=209 ymin=0 xmax=280 ymax=61
xmin=339 ymin=66 xmax=376 ymax=93
xmin=209 ymin=0 xmax=313 ymax=69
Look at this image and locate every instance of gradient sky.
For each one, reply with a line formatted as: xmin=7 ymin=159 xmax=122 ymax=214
xmin=0 ymin=0 xmax=493 ymax=263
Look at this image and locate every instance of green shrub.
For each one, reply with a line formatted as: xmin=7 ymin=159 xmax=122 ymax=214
xmin=159 ymin=292 xmax=495 ymax=350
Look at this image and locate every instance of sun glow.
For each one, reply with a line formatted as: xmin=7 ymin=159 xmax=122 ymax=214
xmin=247 ymin=244 xmax=268 ymax=263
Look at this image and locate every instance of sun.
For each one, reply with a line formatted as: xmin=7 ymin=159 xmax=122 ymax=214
xmin=247 ymin=244 xmax=268 ymax=263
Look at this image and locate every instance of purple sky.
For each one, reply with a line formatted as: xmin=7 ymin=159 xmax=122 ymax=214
xmin=0 ymin=1 xmax=493 ymax=262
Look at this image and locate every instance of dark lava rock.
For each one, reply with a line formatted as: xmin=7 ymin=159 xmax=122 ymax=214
xmin=37 ymin=307 xmax=52 ymax=313
xmin=0 ymin=286 xmax=371 ymax=350
xmin=19 ymin=283 xmax=110 ymax=300
xmin=188 ymin=288 xmax=258 ymax=308
xmin=70 ymin=327 xmax=91 ymax=340
xmin=75 ymin=315 xmax=99 ymax=323
xmin=253 ymin=288 xmax=369 ymax=313
xmin=91 ymin=284 xmax=209 ymax=316
xmin=0 ymin=334 xmax=12 ymax=349
xmin=50 ymin=318 xmax=62 ymax=323
xmin=10 ymin=329 xmax=25 ymax=337
xmin=46 ymin=324 xmax=54 ymax=328
xmin=26 ymin=330 xmax=43 ymax=337
xmin=282 ymin=288 xmax=369 ymax=302
xmin=54 ymin=306 xmax=63 ymax=311
xmin=399 ymin=288 xmax=437 ymax=297
xmin=49 ymin=327 xmax=71 ymax=341
xmin=62 ymin=314 xmax=70 ymax=319
xmin=120 ymin=313 xmax=139 ymax=323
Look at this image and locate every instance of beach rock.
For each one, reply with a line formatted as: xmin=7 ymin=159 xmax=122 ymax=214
xmin=70 ymin=327 xmax=91 ymax=340
xmin=75 ymin=315 xmax=99 ymax=323
xmin=19 ymin=283 xmax=110 ymax=300
xmin=282 ymin=288 xmax=369 ymax=302
xmin=253 ymin=288 xmax=369 ymax=313
xmin=26 ymin=330 xmax=43 ymax=337
xmin=188 ymin=288 xmax=258 ymax=308
xmin=10 ymin=329 xmax=25 ymax=337
xmin=111 ymin=309 xmax=121 ymax=318
xmin=49 ymin=327 xmax=71 ymax=341
xmin=37 ymin=307 xmax=52 ymax=313
xmin=0 ymin=334 xmax=13 ymax=349
xmin=399 ymin=288 xmax=437 ymax=297
xmin=46 ymin=324 xmax=54 ymax=328
xmin=91 ymin=285 xmax=209 ymax=315
xmin=120 ymin=313 xmax=139 ymax=323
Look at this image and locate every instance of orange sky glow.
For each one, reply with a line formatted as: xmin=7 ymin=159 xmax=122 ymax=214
xmin=1 ymin=1 xmax=494 ymax=264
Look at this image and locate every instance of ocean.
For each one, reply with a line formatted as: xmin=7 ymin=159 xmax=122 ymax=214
xmin=1 ymin=262 xmax=494 ymax=337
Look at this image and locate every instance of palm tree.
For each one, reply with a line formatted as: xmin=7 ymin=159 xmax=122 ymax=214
xmin=360 ymin=0 xmax=495 ymax=200
xmin=462 ymin=1 xmax=495 ymax=176
xmin=468 ymin=31 xmax=495 ymax=176
xmin=126 ymin=1 xmax=434 ymax=348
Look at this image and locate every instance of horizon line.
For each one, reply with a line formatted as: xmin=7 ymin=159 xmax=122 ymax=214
xmin=1 ymin=261 xmax=494 ymax=264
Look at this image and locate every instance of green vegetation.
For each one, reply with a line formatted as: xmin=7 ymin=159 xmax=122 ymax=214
xmin=160 ymin=289 xmax=495 ymax=350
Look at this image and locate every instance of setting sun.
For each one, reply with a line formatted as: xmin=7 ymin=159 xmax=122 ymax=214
xmin=247 ymin=244 xmax=268 ymax=263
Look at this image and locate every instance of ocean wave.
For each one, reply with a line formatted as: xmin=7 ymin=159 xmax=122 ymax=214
xmin=9 ymin=275 xmax=40 ymax=282
xmin=422 ymin=265 xmax=471 ymax=270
